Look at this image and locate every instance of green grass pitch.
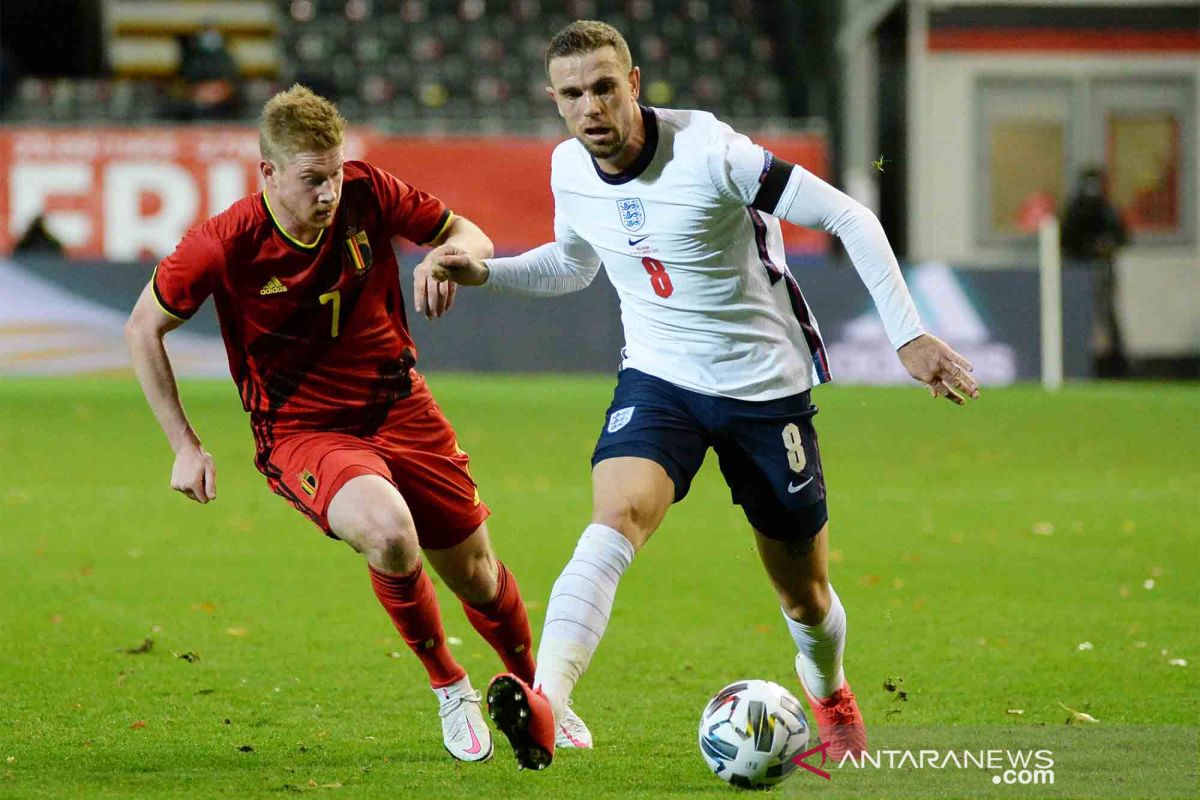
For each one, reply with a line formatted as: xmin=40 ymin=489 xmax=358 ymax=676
xmin=1 ymin=376 xmax=1196 ymax=798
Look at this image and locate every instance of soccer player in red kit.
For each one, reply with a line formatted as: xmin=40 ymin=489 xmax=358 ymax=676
xmin=124 ymin=84 xmax=591 ymax=761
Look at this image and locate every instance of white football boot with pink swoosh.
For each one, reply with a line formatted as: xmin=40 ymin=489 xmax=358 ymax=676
xmin=436 ymin=676 xmax=493 ymax=762
xmin=555 ymin=700 xmax=593 ymax=749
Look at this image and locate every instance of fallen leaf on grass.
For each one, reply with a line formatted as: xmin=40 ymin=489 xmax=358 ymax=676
xmin=1077 ymin=642 xmax=1094 ymax=651
xmin=1144 ymin=579 xmax=1156 ymax=590
xmin=1031 ymin=522 xmax=1054 ymax=536
xmin=1058 ymin=702 xmax=1098 ymax=724
xmin=49 ymin=614 xmax=62 ymax=625
xmin=225 ymin=627 xmax=248 ymax=637
xmin=858 ymin=574 xmax=882 ymax=587
xmin=122 ymin=638 xmax=154 ymax=655
xmin=5 ymin=757 xmax=14 ymax=764
xmin=1006 ymin=709 xmax=1024 ymax=716
xmin=190 ymin=602 xmax=216 ymax=613
xmin=1168 ymin=658 xmax=1188 ymax=667
xmin=446 ymin=636 xmax=463 ymax=645
xmin=129 ymin=720 xmax=146 ymax=730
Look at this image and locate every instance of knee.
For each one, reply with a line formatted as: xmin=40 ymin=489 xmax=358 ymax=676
xmin=781 ymin=580 xmax=830 ymax=625
xmin=340 ymin=507 xmax=420 ymax=573
xmin=592 ymin=497 xmax=656 ymax=548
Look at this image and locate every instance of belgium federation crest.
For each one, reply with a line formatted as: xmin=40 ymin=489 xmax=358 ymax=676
xmin=616 ymin=197 xmax=645 ymax=232
xmin=344 ymin=229 xmax=373 ymax=274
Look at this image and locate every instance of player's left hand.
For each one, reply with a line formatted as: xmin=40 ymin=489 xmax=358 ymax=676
xmin=898 ymin=333 xmax=980 ymax=405
xmin=414 ymin=245 xmax=460 ymax=320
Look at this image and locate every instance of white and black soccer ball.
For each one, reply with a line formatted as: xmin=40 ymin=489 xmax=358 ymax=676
xmin=698 ymin=679 xmax=810 ymax=789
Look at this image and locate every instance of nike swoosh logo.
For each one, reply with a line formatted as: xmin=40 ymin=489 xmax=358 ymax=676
xmin=628 ymin=235 xmax=649 ymax=246
xmin=787 ymin=476 xmax=815 ymax=494
xmin=463 ymin=720 xmax=482 ymax=755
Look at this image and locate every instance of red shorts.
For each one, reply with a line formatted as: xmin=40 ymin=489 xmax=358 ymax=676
xmin=259 ymin=399 xmax=490 ymax=550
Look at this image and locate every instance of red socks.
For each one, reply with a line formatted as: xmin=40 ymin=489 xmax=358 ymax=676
xmin=462 ymin=561 xmax=537 ymax=684
xmin=369 ymin=562 xmax=465 ymax=689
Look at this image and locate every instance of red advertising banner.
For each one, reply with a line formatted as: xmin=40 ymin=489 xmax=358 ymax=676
xmin=0 ymin=126 xmax=828 ymax=260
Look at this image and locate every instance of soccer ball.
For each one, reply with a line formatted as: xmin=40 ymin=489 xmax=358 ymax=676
xmin=698 ymin=679 xmax=810 ymax=789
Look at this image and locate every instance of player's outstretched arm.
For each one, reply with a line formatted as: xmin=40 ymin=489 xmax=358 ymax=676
xmin=898 ymin=333 xmax=980 ymax=405
xmin=413 ymin=215 xmax=494 ymax=319
xmin=125 ymin=284 xmax=217 ymax=503
xmin=430 ymin=239 xmax=602 ymax=298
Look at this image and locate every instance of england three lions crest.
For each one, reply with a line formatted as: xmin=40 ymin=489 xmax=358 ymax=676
xmin=616 ymin=198 xmax=645 ymax=232
xmin=607 ymin=406 xmax=636 ymax=433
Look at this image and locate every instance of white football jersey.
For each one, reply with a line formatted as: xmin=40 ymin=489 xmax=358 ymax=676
xmin=549 ymin=107 xmax=829 ymax=401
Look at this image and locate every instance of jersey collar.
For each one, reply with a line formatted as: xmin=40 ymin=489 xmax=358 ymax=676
xmin=590 ymin=105 xmax=659 ymax=185
xmin=262 ymin=190 xmax=325 ymax=252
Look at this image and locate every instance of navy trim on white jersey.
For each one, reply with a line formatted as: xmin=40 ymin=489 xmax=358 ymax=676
xmin=590 ymin=106 xmax=660 ymax=185
xmin=747 ymin=208 xmax=831 ymax=383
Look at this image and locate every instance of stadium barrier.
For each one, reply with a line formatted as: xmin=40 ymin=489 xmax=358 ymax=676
xmin=3 ymin=255 xmax=1095 ymax=383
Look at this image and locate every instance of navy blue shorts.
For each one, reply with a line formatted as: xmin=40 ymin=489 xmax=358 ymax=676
xmin=591 ymin=368 xmax=828 ymax=542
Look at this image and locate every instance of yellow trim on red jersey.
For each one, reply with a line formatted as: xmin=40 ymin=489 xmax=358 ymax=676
xmin=427 ymin=211 xmax=456 ymax=246
xmin=263 ymin=189 xmax=325 ymax=250
xmin=150 ymin=265 xmax=188 ymax=322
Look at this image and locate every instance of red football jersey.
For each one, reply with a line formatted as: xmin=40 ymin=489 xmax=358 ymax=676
xmin=153 ymin=160 xmax=453 ymax=456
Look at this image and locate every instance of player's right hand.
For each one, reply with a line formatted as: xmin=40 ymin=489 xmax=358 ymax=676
xmin=430 ymin=250 xmax=490 ymax=287
xmin=171 ymin=444 xmax=217 ymax=503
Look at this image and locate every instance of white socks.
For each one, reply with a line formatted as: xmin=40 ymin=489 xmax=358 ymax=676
xmin=535 ymin=524 xmax=635 ymax=721
xmin=784 ymin=584 xmax=847 ymax=700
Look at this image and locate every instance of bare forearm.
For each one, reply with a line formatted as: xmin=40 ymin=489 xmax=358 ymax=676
xmin=126 ymin=326 xmax=199 ymax=453
xmin=441 ymin=217 xmax=494 ymax=260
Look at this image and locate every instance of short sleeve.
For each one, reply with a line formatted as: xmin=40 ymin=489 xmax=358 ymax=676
xmin=153 ymin=225 xmax=222 ymax=321
xmin=707 ymin=121 xmax=772 ymax=207
xmin=363 ymin=162 xmax=453 ymax=245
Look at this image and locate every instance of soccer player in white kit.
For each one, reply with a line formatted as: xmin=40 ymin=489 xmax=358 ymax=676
xmin=426 ymin=20 xmax=980 ymax=771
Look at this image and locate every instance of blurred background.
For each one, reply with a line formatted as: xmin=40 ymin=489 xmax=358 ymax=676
xmin=1 ymin=0 xmax=1197 ymax=382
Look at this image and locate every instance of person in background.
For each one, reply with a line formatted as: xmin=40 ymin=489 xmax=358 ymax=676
xmin=1061 ymin=166 xmax=1129 ymax=378
xmin=167 ymin=24 xmax=243 ymax=121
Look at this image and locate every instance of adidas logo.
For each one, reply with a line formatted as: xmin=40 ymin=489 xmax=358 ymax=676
xmin=260 ymin=277 xmax=287 ymax=295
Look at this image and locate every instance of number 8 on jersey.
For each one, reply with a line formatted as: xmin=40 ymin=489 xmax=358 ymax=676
xmin=641 ymin=256 xmax=674 ymax=298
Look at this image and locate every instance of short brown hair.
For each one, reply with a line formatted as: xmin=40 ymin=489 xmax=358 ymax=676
xmin=259 ymin=84 xmax=346 ymax=165
xmin=545 ymin=20 xmax=632 ymax=76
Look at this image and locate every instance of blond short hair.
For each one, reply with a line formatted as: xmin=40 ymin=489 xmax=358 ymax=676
xmin=259 ymin=84 xmax=346 ymax=165
xmin=545 ymin=20 xmax=632 ymax=76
